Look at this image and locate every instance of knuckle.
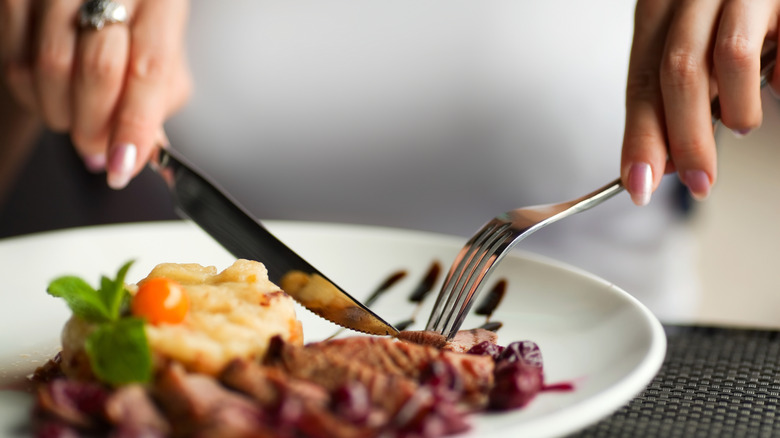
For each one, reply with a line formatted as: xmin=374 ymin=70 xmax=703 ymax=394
xmin=661 ymin=50 xmax=701 ymax=88
xmin=625 ymin=68 xmax=659 ymax=101
xmin=715 ymin=34 xmax=753 ymax=70
xmin=128 ymin=50 xmax=167 ymax=83
xmin=116 ymin=109 xmax=153 ymax=133
xmin=36 ymin=44 xmax=71 ymax=78
xmin=669 ymin=137 xmax=711 ymax=160
xmin=82 ymin=43 xmax=124 ymax=83
xmin=624 ymin=131 xmax=661 ymax=151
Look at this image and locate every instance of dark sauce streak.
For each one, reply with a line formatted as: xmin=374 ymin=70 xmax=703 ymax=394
xmin=478 ymin=321 xmax=504 ymax=332
xmin=355 ymin=260 xmax=507 ymax=336
xmin=408 ymin=261 xmax=441 ymax=303
xmin=394 ymin=319 xmax=415 ymax=331
xmin=365 ymin=270 xmax=407 ymax=306
xmin=393 ymin=261 xmax=442 ymax=329
xmin=474 ymin=279 xmax=507 ymax=317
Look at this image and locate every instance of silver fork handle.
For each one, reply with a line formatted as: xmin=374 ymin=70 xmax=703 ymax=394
xmin=559 ymin=178 xmax=624 ymax=217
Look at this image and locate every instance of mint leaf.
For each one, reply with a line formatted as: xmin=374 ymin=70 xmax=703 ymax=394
xmin=47 ymin=276 xmax=111 ymax=323
xmin=97 ymin=260 xmax=134 ymax=319
xmin=85 ymin=317 xmax=152 ymax=385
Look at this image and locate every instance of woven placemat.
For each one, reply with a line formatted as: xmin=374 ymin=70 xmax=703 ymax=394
xmin=571 ymin=325 xmax=780 ymax=437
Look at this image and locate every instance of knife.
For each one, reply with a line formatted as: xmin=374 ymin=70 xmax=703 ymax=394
xmin=150 ymin=146 xmax=399 ymax=337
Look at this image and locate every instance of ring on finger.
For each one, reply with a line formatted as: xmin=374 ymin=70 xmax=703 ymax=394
xmin=78 ymin=0 xmax=128 ymax=30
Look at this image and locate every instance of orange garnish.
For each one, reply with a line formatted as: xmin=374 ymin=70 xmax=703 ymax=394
xmin=131 ymin=277 xmax=189 ymax=325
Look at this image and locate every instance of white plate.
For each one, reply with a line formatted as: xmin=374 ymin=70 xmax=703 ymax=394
xmin=0 ymin=221 xmax=666 ymax=437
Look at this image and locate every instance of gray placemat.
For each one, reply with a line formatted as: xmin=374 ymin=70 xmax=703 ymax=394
xmin=571 ymin=325 xmax=780 ymax=438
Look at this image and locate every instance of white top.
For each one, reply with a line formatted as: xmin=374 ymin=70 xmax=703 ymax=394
xmin=167 ymin=0 xmax=699 ymax=322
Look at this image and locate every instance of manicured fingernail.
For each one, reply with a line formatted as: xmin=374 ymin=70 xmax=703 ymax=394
xmin=83 ymin=154 xmax=106 ymax=173
xmin=733 ymin=129 xmax=752 ymax=138
xmin=683 ymin=170 xmax=711 ymax=201
xmin=107 ymin=143 xmax=137 ymax=189
xmin=627 ymin=163 xmax=652 ymax=206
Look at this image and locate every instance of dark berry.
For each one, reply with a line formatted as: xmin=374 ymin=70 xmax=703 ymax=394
xmin=420 ymin=360 xmax=463 ymax=394
xmin=466 ymin=341 xmax=504 ymax=360
xmin=488 ymin=361 xmax=543 ymax=410
xmin=497 ymin=340 xmax=543 ymax=367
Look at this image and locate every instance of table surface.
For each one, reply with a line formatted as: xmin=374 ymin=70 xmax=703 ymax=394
xmin=572 ymin=325 xmax=780 ymax=437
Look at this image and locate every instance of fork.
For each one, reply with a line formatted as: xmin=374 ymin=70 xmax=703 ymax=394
xmin=424 ymin=178 xmax=624 ymax=339
xmin=426 ymin=45 xmax=777 ymax=341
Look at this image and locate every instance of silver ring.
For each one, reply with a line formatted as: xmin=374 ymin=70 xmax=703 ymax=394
xmin=78 ymin=0 xmax=128 ymax=30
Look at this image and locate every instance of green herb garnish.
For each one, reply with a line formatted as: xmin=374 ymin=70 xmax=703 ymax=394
xmin=47 ymin=261 xmax=152 ymax=385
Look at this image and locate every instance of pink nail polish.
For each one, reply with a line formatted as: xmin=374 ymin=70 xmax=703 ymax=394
xmin=627 ymin=163 xmax=652 ymax=206
xmin=683 ymin=170 xmax=711 ymax=201
xmin=733 ymin=129 xmax=752 ymax=138
xmin=83 ymin=154 xmax=106 ymax=173
xmin=107 ymin=143 xmax=137 ymax=189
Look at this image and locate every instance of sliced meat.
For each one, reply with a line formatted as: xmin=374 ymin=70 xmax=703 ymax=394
xmin=302 ymin=336 xmax=495 ymax=406
xmin=104 ymin=384 xmax=170 ymax=436
xmin=397 ymin=330 xmax=447 ymax=349
xmin=155 ymin=363 xmax=273 ymax=438
xmin=444 ymin=329 xmax=498 ymax=353
xmin=222 ymin=358 xmax=379 ymax=438
xmin=267 ymin=337 xmax=419 ymax=415
xmin=220 ymin=358 xmax=328 ymax=408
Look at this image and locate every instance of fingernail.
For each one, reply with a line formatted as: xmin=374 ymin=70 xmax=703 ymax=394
xmin=107 ymin=143 xmax=137 ymax=189
xmin=82 ymin=154 xmax=106 ymax=173
xmin=627 ymin=163 xmax=652 ymax=206
xmin=733 ymin=129 xmax=752 ymax=138
xmin=683 ymin=170 xmax=711 ymax=201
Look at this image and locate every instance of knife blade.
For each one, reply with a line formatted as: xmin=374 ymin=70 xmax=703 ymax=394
xmin=150 ymin=146 xmax=399 ymax=337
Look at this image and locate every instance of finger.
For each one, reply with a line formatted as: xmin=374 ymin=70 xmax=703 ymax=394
xmin=71 ymin=7 xmax=132 ymax=169
xmin=107 ymin=0 xmax=188 ymax=189
xmin=1 ymin=0 xmax=38 ymax=113
xmin=659 ymin=0 xmax=722 ymax=201
xmin=713 ymin=0 xmax=775 ymax=133
xmin=621 ymin=0 xmax=675 ymax=206
xmin=33 ymin=0 xmax=81 ymax=131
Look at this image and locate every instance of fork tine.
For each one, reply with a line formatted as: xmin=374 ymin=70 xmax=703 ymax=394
xmin=426 ymin=221 xmax=500 ymax=330
xmin=425 ymin=235 xmax=484 ymax=331
xmin=426 ymin=220 xmax=514 ymax=337
xmin=437 ymin=226 xmax=506 ymax=329
xmin=438 ymin=227 xmax=515 ymax=338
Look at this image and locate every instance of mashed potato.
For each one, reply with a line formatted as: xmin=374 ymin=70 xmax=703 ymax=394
xmin=61 ymin=259 xmax=303 ymax=378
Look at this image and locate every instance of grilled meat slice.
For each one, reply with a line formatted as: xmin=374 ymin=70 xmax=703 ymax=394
xmin=221 ymin=358 xmax=378 ymax=438
xmin=155 ymin=363 xmax=273 ymax=438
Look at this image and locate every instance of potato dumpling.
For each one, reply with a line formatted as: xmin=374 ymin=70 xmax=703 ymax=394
xmin=61 ymin=259 xmax=303 ymax=379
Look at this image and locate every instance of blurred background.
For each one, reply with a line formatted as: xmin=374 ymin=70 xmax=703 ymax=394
xmin=696 ymin=94 xmax=780 ymax=328
xmin=0 ymin=1 xmax=778 ymax=326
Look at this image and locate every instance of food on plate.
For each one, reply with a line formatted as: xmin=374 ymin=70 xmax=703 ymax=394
xmin=33 ymin=260 xmax=560 ymax=437
xmin=55 ymin=259 xmax=302 ymax=383
xmin=137 ymin=260 xmax=303 ymax=375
